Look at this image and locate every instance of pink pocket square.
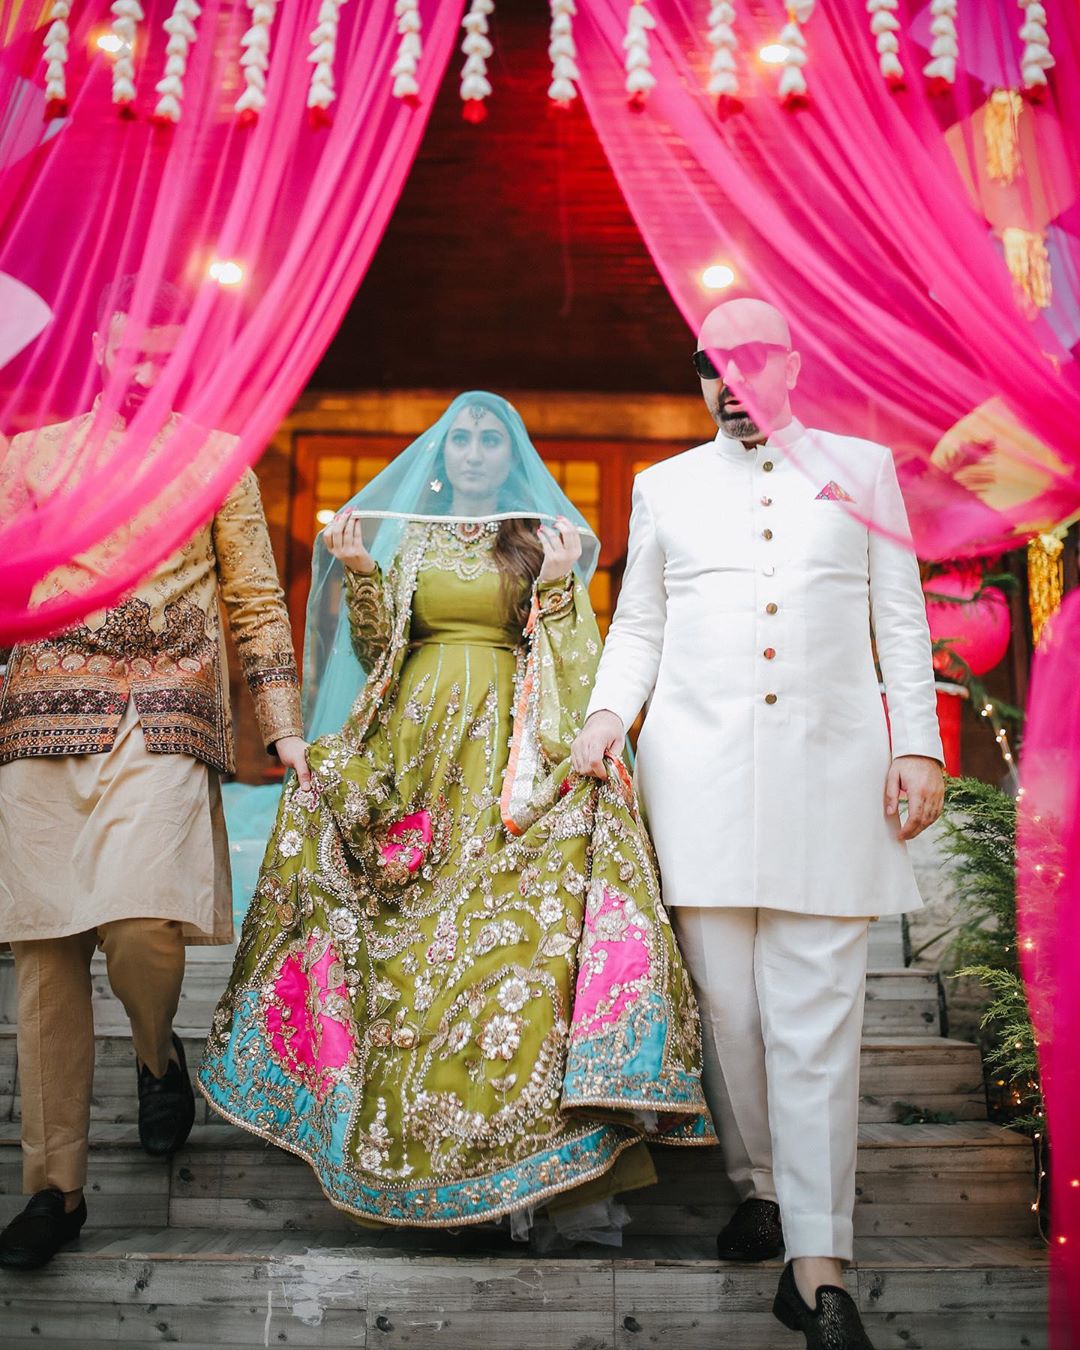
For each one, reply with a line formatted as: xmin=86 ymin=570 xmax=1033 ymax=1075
xmin=815 ymin=480 xmax=855 ymax=502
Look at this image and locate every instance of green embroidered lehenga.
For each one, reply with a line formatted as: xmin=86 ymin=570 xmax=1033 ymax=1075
xmin=199 ymin=406 xmax=714 ymax=1230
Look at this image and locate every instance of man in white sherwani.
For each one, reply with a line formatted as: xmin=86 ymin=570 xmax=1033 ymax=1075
xmin=572 ymin=299 xmax=943 ymax=1350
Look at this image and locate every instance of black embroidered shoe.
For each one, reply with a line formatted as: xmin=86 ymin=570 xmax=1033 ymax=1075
xmin=0 ymin=1187 xmax=87 ymax=1270
xmin=773 ymin=1263 xmax=876 ymax=1349
xmin=137 ymin=1032 xmax=196 ymax=1156
xmin=716 ymin=1198 xmax=784 ymax=1262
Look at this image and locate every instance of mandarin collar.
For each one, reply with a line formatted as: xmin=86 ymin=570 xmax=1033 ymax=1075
xmin=713 ymin=415 xmax=806 ymax=463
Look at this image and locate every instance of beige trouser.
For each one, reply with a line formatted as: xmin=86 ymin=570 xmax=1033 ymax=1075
xmin=672 ymin=907 xmax=870 ymax=1262
xmin=12 ymin=918 xmax=186 ymax=1194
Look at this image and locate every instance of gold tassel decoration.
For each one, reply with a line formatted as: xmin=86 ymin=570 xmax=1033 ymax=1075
xmin=985 ymin=88 xmax=1024 ymax=184
xmin=1028 ymin=530 xmax=1065 ymax=645
xmin=1002 ymin=226 xmax=1053 ymax=309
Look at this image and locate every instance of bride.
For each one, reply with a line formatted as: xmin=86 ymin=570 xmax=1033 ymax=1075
xmin=198 ymin=392 xmax=714 ymax=1228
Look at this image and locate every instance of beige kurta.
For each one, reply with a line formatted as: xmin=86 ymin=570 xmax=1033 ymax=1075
xmin=0 ymin=702 xmax=232 ymax=944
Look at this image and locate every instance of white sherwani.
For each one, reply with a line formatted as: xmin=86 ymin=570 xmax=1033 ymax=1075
xmin=587 ymin=418 xmax=943 ymax=917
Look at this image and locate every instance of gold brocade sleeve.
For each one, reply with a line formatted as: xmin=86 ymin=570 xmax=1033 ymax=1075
xmin=344 ymin=565 xmax=394 ymax=674
xmin=532 ymin=573 xmax=603 ymax=764
xmin=213 ymin=469 xmax=303 ymax=747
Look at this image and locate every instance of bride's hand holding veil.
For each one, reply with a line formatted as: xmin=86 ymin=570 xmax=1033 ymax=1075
xmin=537 ymin=515 xmax=582 ymax=583
xmin=323 ymin=508 xmax=376 ymax=574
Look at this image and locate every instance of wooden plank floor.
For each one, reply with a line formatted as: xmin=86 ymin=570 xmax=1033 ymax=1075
xmin=0 ymin=1229 xmax=1047 ymax=1350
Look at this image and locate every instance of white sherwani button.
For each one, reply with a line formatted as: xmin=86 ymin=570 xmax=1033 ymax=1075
xmin=762 ymin=565 xmax=776 ymax=577
xmin=764 ymin=693 xmax=778 ymax=704
xmin=762 ymin=528 xmax=773 ymax=540
xmin=764 ymin=648 xmax=776 ymax=660
xmin=765 ymin=602 xmax=778 ymax=614
xmin=762 ymin=460 xmax=775 ymax=472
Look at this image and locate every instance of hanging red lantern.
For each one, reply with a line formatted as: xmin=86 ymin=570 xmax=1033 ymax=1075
xmin=924 ymin=565 xmax=1012 ymax=677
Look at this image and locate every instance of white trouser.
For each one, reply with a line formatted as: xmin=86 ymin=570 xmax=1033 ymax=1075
xmin=672 ymin=907 xmax=870 ymax=1262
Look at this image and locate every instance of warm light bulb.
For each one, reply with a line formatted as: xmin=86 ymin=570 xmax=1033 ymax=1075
xmin=97 ymin=33 xmax=126 ymax=54
xmin=209 ymin=259 xmax=244 ymax=286
xmin=760 ymin=43 xmax=789 ymax=64
xmin=701 ymin=264 xmax=736 ymax=290
xmin=316 ymin=509 xmax=336 ymax=526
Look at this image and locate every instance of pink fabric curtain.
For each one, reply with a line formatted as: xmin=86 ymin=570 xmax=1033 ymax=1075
xmin=575 ymin=0 xmax=1080 ymax=559
xmin=575 ymin=2 xmax=1080 ymax=1340
xmin=0 ymin=0 xmax=464 ymax=643
xmin=1018 ymin=591 xmax=1080 ymax=1336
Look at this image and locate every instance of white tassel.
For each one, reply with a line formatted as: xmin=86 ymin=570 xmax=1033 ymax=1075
xmin=923 ymin=0 xmax=957 ymax=90
xmin=153 ymin=0 xmax=202 ymax=123
xmin=460 ymin=0 xmax=494 ymax=121
xmin=107 ymin=0 xmax=143 ymax=114
xmin=866 ymin=0 xmax=904 ymax=88
xmin=235 ymin=0 xmax=277 ymax=122
xmin=306 ymin=0 xmax=346 ymax=124
xmin=707 ymin=0 xmax=740 ymax=109
xmin=547 ymin=0 xmax=578 ymax=106
xmin=1018 ymin=0 xmax=1055 ymax=99
xmin=392 ymin=0 xmax=422 ymax=102
xmin=624 ymin=0 xmax=656 ymax=109
xmin=779 ymin=2 xmax=813 ymax=109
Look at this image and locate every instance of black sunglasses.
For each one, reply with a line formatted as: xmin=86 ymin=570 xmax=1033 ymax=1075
xmin=692 ymin=342 xmax=789 ymax=380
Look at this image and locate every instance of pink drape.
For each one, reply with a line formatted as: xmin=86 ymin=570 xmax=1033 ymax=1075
xmin=576 ymin=2 xmax=1079 ymax=1339
xmin=1018 ymin=592 xmax=1080 ymax=1338
xmin=0 ymin=0 xmax=464 ymax=643
xmin=575 ymin=0 xmax=1080 ymax=559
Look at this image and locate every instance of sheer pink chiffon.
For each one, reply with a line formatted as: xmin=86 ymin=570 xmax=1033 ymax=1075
xmin=574 ymin=1 xmax=1079 ymax=1334
xmin=0 ymin=0 xmax=464 ymax=643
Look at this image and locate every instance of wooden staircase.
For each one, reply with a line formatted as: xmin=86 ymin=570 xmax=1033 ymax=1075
xmin=0 ymin=915 xmax=1047 ymax=1349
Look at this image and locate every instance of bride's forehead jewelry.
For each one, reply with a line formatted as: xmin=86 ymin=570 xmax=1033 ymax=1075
xmin=467 ymin=404 xmax=487 ymax=425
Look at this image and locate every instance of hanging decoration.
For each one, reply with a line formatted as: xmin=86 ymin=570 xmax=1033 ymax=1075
xmin=1017 ymin=0 xmax=1054 ymax=104
xmin=110 ymin=0 xmax=143 ymax=118
xmin=392 ymin=0 xmax=423 ymax=104
xmin=548 ymin=0 xmax=579 ymax=108
xmin=922 ymin=0 xmax=958 ymax=96
xmin=307 ymin=0 xmax=347 ymax=129
xmin=624 ymin=0 xmax=655 ymax=111
xmin=866 ymin=0 xmax=904 ymax=91
xmin=460 ymin=0 xmax=494 ymax=123
xmin=984 ymin=88 xmax=1024 ymax=185
xmin=235 ymin=0 xmax=277 ymax=124
xmin=706 ymin=1 xmax=740 ymax=117
xmin=1002 ymin=224 xmax=1053 ymax=308
xmin=777 ymin=1 xmax=813 ymax=112
xmin=1027 ymin=529 xmax=1066 ymax=645
xmin=42 ymin=0 xmax=71 ymax=121
xmin=152 ymin=0 xmax=202 ymax=126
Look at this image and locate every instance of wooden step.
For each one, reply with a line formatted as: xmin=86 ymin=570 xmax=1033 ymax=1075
xmin=0 ymin=1029 xmax=983 ymax=1129
xmin=0 ymin=1227 xmax=1047 ymax=1349
xmin=0 ymin=1122 xmax=1035 ymax=1241
xmin=0 ymin=957 xmax=945 ymax=1039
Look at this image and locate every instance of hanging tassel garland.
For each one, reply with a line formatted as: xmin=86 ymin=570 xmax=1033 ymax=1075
xmin=1027 ymin=530 xmax=1065 ymax=645
xmin=707 ymin=1 xmax=742 ymax=118
xmin=866 ymin=0 xmax=904 ymax=91
xmin=111 ymin=0 xmax=143 ymax=118
xmin=392 ymin=0 xmax=422 ymax=105
xmin=43 ymin=0 xmax=72 ymax=120
xmin=778 ymin=2 xmax=814 ymax=112
xmin=152 ymin=0 xmax=201 ymax=125
xmin=1002 ymin=226 xmax=1053 ymax=309
xmin=460 ymin=0 xmax=494 ymax=123
xmin=923 ymin=0 xmax=958 ymax=96
xmin=548 ymin=0 xmax=579 ymax=108
xmin=236 ymin=0 xmax=277 ymax=125
xmin=1017 ymin=0 xmax=1054 ymax=103
xmin=624 ymin=0 xmax=656 ymax=111
xmin=307 ymin=0 xmax=347 ymax=129
xmin=985 ymin=88 xmax=1024 ymax=185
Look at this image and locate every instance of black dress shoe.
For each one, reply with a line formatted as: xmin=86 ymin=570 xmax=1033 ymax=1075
xmin=137 ymin=1032 xmax=196 ymax=1156
xmin=0 ymin=1188 xmax=87 ymax=1270
xmin=716 ymin=1198 xmax=784 ymax=1261
xmin=773 ymin=1263 xmax=876 ymax=1349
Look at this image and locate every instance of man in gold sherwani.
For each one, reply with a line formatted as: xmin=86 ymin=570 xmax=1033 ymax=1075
xmin=0 ymin=278 xmax=308 ymax=1270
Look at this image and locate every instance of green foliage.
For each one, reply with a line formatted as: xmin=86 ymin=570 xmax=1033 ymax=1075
xmin=893 ymin=1102 xmax=960 ymax=1126
xmin=938 ymin=777 xmax=1043 ymax=1132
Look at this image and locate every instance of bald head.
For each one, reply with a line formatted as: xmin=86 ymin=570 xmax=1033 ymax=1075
xmin=698 ymin=298 xmax=791 ymax=351
xmin=694 ymin=298 xmax=799 ymax=443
